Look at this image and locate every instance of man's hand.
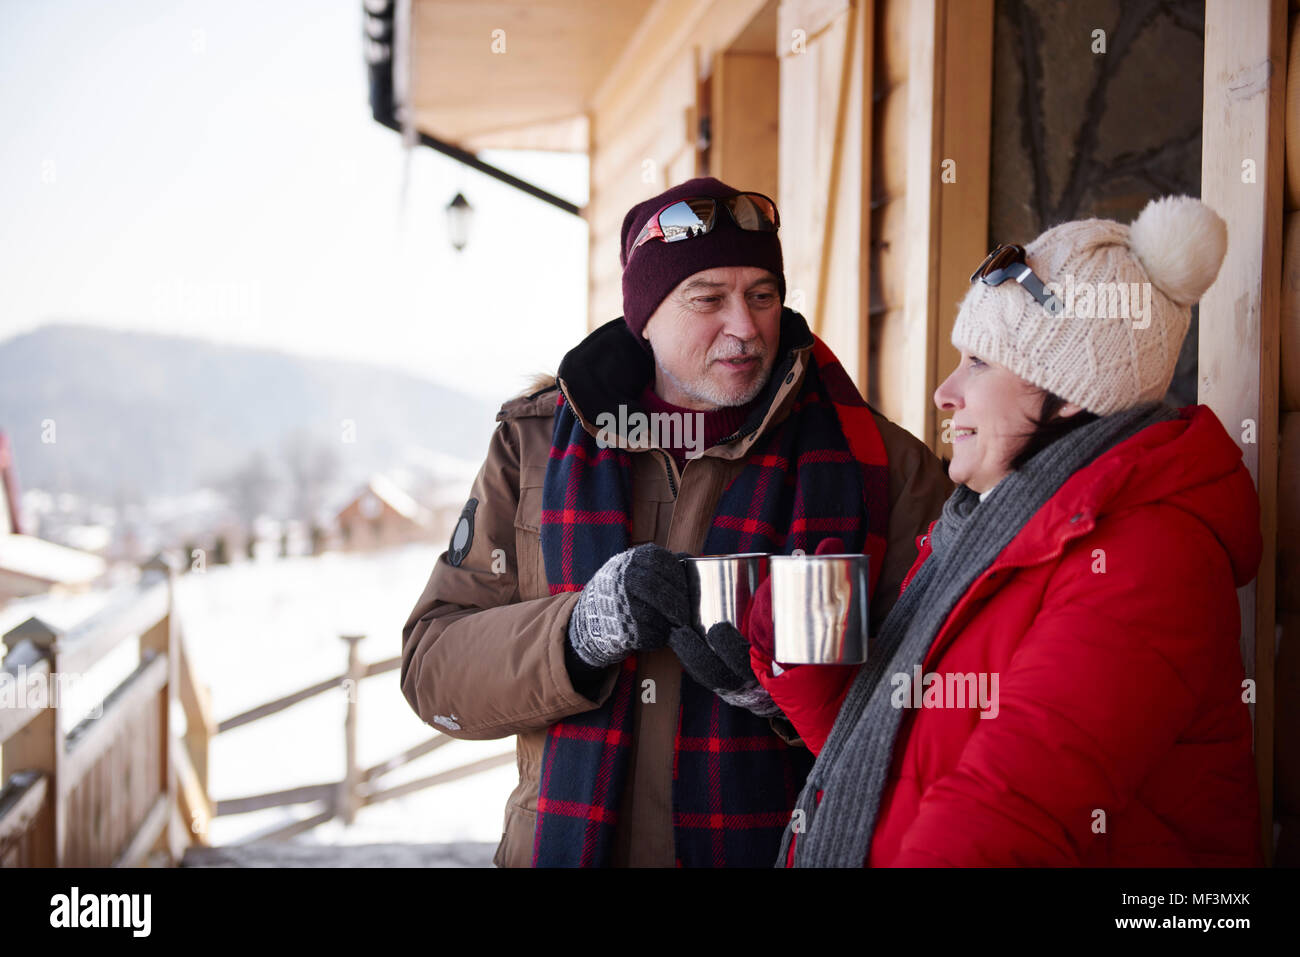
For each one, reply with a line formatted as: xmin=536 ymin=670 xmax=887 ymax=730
xmin=567 ymin=544 xmax=690 ymax=668
xmin=668 ymin=620 xmax=782 ymax=717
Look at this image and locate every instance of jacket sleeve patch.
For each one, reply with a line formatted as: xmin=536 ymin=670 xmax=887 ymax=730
xmin=448 ymin=498 xmax=478 ymax=567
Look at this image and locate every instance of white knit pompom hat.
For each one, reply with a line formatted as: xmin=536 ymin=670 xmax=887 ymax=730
xmin=950 ymin=195 xmax=1228 ymax=414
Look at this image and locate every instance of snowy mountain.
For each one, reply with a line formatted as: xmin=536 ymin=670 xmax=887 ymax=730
xmin=0 ymin=323 xmax=497 ymax=504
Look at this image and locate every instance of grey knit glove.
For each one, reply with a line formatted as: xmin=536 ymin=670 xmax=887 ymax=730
xmin=668 ymin=621 xmax=782 ymax=717
xmin=567 ymin=544 xmax=690 ymax=668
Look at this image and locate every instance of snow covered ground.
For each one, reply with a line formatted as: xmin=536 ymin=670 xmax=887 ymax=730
xmin=170 ymin=543 xmax=517 ymax=849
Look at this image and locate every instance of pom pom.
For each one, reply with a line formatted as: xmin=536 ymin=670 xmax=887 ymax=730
xmin=1127 ymin=195 xmax=1228 ymax=306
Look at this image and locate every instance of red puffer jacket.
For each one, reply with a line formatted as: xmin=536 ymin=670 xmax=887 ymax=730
xmin=753 ymin=405 xmax=1264 ymax=866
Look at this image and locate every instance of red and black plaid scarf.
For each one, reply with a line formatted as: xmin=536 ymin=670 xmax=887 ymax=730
xmin=532 ymin=335 xmax=889 ymax=867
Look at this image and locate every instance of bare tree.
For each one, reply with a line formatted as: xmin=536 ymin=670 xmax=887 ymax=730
xmin=282 ymin=428 xmax=341 ymax=525
xmin=220 ymin=448 xmax=279 ymax=527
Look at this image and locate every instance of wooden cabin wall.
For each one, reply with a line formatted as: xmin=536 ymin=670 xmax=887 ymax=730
xmin=586 ymin=0 xmax=995 ymax=452
xmin=867 ymin=0 xmax=910 ymax=425
xmin=774 ymin=0 xmax=993 ymax=445
xmin=904 ymin=0 xmax=994 ymax=451
xmin=709 ymin=49 xmax=780 ymax=201
xmin=776 ymin=0 xmax=873 ymax=388
xmin=586 ymin=0 xmax=772 ymax=330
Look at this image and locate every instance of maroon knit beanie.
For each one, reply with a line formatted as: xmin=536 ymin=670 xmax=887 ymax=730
xmin=620 ymin=177 xmax=785 ymax=345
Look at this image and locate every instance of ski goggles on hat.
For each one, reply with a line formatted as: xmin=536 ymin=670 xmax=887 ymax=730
xmin=629 ymin=192 xmax=780 ymax=259
xmin=970 ymin=243 xmax=1064 ymax=316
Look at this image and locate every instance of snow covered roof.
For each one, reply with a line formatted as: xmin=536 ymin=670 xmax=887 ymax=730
xmin=358 ymin=473 xmax=426 ymax=524
xmin=0 ymin=533 xmax=107 ymax=587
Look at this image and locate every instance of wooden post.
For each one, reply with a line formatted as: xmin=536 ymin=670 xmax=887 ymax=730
xmin=901 ymin=0 xmax=993 ymax=451
xmin=1 ymin=618 xmax=65 ymax=866
xmin=176 ymin=636 xmax=213 ymax=802
xmin=929 ymin=0 xmax=993 ymax=453
xmin=1200 ymin=0 xmax=1287 ymax=863
xmin=139 ymin=551 xmax=182 ymax=863
xmin=339 ymin=634 xmax=365 ymax=826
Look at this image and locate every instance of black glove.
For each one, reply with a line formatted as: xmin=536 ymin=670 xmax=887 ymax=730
xmin=668 ymin=621 xmax=781 ymax=717
xmin=567 ymin=544 xmax=690 ymax=668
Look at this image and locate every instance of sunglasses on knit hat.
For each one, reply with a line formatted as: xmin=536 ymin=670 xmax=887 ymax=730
xmin=628 ymin=192 xmax=779 ymax=260
xmin=970 ymin=243 xmax=1065 ymax=316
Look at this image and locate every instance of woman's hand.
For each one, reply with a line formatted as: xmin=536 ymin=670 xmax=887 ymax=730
xmin=747 ymin=538 xmax=861 ymax=755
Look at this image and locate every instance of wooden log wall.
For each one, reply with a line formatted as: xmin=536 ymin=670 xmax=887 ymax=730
xmin=586 ymin=0 xmax=772 ymax=330
xmin=586 ymin=0 xmax=994 ymax=452
xmin=868 ymin=0 xmax=910 ymax=421
xmin=777 ymin=0 xmax=872 ymax=387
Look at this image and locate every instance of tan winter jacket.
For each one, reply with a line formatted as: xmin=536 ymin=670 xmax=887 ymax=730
xmin=400 ymin=311 xmax=953 ymax=867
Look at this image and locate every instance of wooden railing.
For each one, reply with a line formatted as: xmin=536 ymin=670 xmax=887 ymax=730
xmin=210 ymin=635 xmax=514 ymax=843
xmin=0 ymin=553 xmax=215 ymax=866
xmin=1 ymin=551 xmax=512 ymax=861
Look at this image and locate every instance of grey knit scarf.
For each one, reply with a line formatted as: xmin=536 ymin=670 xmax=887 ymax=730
xmin=780 ymin=400 xmax=1179 ymax=867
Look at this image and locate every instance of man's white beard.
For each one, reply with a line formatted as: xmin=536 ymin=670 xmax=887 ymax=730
xmin=658 ymin=356 xmax=770 ymax=409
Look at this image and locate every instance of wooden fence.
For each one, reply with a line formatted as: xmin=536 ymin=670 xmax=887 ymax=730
xmin=210 ymin=634 xmax=514 ymax=843
xmin=0 ymin=550 xmax=513 ymax=864
xmin=0 ymin=553 xmax=214 ymax=866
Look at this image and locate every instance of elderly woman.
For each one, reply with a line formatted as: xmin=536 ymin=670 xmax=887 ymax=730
xmin=745 ymin=195 xmax=1263 ymax=866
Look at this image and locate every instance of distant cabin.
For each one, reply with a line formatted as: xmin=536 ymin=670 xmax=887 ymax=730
xmin=334 ymin=474 xmax=436 ymax=552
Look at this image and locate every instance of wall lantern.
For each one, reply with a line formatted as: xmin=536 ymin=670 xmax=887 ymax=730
xmin=446 ymin=192 xmax=473 ymax=252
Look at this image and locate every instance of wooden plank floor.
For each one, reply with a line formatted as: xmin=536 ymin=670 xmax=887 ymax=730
xmin=180 ymin=841 xmax=498 ymax=868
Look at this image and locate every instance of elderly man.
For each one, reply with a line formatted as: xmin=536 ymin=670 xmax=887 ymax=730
xmin=400 ymin=177 xmax=952 ymax=867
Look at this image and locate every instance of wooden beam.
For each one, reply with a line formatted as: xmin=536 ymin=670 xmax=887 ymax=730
xmin=139 ymin=563 xmax=180 ymax=865
xmin=0 ymin=770 xmax=47 ymax=863
xmin=362 ymin=734 xmax=455 ymax=785
xmin=900 ymin=0 xmax=940 ymax=442
xmin=930 ymin=0 xmax=993 ymax=453
xmin=362 ymin=751 xmax=517 ymax=806
xmin=215 ymin=782 xmax=337 ymax=817
xmin=173 ymin=738 xmax=211 ymax=845
xmin=363 ymin=655 xmax=402 ymax=678
xmin=56 ymin=578 xmax=168 ymax=676
xmin=340 ymin=634 xmax=363 ymax=826
xmin=592 ymin=0 xmax=771 ymax=121
xmin=176 ymin=632 xmax=215 ymax=797
xmin=216 ymin=673 xmax=345 ymax=733
xmin=777 ymin=0 xmax=872 ymax=387
xmin=0 ymin=645 xmax=52 ymax=745
xmin=234 ymin=805 xmax=336 ymax=845
xmin=1199 ymin=0 xmax=1287 ymax=864
xmin=901 ymin=0 xmax=993 ymax=449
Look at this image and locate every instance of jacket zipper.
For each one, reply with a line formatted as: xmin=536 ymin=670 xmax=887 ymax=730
xmin=714 ymin=353 xmax=801 ymax=447
xmin=657 ymin=448 xmax=679 ymax=500
xmin=716 ymin=420 xmax=760 ymax=447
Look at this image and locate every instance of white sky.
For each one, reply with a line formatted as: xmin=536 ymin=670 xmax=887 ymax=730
xmin=0 ymin=0 xmax=590 ymax=403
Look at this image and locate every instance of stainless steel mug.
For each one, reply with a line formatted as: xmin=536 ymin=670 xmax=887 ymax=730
xmin=769 ymin=553 xmax=870 ymax=664
xmin=682 ymin=553 xmax=770 ymax=632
